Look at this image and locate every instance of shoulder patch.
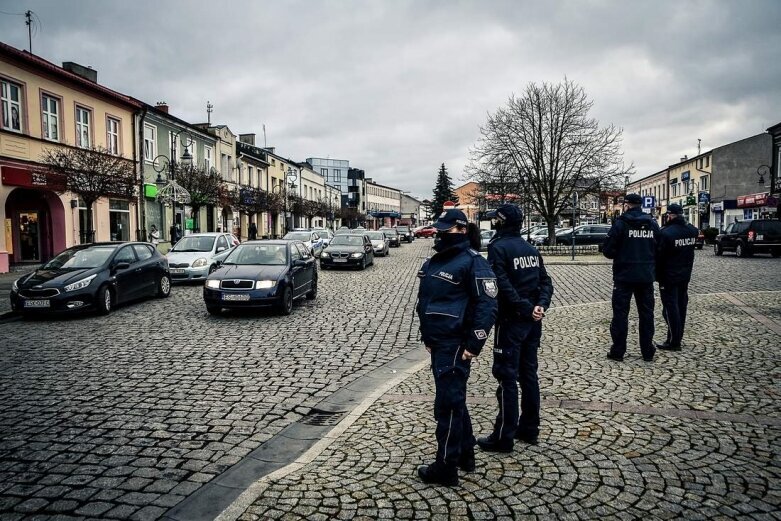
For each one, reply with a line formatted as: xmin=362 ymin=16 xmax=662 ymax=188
xmin=482 ymin=279 xmax=498 ymax=298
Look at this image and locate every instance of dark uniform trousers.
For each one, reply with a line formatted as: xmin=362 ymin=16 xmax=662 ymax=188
xmin=610 ymin=283 xmax=655 ymax=358
xmin=660 ymin=282 xmax=689 ymax=347
xmin=491 ymin=319 xmax=542 ymax=444
xmin=430 ymin=344 xmax=474 ymax=466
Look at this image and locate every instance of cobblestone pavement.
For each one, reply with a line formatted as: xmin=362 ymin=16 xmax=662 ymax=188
xmin=1 ymin=241 xmax=780 ymax=520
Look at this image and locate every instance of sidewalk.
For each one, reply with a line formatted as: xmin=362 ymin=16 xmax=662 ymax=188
xmin=229 ymin=291 xmax=781 ymax=520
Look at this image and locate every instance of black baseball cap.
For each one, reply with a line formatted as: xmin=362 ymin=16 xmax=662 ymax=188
xmin=625 ymin=193 xmax=642 ymax=204
xmin=666 ymin=203 xmax=683 ymax=215
xmin=486 ymin=204 xmax=524 ymax=225
xmin=433 ymin=209 xmax=469 ymax=231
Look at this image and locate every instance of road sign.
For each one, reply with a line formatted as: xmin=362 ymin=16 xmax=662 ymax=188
xmin=642 ymin=196 xmax=656 ymax=208
xmin=698 ymin=192 xmax=710 ymax=204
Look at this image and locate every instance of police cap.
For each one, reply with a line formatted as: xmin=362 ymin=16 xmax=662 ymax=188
xmin=433 ymin=209 xmax=469 ymax=231
xmin=666 ymin=203 xmax=684 ymax=215
xmin=625 ymin=193 xmax=642 ymax=204
xmin=486 ymin=204 xmax=524 ymax=225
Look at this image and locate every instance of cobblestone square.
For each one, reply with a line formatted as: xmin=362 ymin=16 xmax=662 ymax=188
xmin=1 ymin=240 xmax=780 ymax=520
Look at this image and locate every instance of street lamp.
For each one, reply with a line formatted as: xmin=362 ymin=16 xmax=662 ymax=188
xmin=272 ymin=183 xmax=287 ymax=237
xmin=153 ymin=129 xmax=193 ymax=243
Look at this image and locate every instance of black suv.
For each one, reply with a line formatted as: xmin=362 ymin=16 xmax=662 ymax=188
xmin=715 ymin=219 xmax=781 ymax=257
xmin=396 ymin=226 xmax=414 ymax=243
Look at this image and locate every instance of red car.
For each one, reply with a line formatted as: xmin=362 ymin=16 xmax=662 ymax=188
xmin=415 ymin=226 xmax=437 ymax=238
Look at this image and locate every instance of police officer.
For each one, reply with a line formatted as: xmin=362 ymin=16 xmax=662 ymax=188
xmin=477 ymin=204 xmax=553 ymax=452
xmin=655 ymin=203 xmax=698 ymax=351
xmin=602 ymin=193 xmax=660 ymax=362
xmin=416 ymin=209 xmax=498 ymax=486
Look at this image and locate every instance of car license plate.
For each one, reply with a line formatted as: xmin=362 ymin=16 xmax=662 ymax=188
xmin=334 ymin=258 xmax=347 ymax=263
xmin=222 ymin=293 xmax=250 ymax=301
xmin=24 ymin=299 xmax=50 ymax=308
xmin=171 ymin=268 xmax=185 ymax=274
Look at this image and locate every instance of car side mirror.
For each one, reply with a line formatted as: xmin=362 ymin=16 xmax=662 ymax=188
xmin=293 ymin=259 xmax=307 ymax=267
xmin=216 ymin=246 xmax=226 ymax=253
xmin=113 ymin=262 xmax=130 ymax=271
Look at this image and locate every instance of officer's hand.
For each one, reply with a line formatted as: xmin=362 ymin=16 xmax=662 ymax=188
xmin=462 ymin=350 xmax=477 ymax=361
xmin=425 ymin=346 xmax=432 ymax=354
xmin=532 ymin=306 xmax=545 ymax=321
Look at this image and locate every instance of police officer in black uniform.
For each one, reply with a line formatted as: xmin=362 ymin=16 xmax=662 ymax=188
xmin=655 ymin=203 xmax=698 ymax=351
xmin=602 ymin=193 xmax=660 ymax=362
xmin=477 ymin=204 xmax=553 ymax=453
xmin=416 ymin=209 xmax=498 ymax=486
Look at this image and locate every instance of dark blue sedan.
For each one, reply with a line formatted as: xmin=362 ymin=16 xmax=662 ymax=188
xmin=203 ymin=240 xmax=317 ymax=315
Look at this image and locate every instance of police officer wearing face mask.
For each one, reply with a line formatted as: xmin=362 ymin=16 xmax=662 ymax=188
xmin=476 ymin=204 xmax=553 ymax=453
xmin=602 ymin=193 xmax=661 ymax=362
xmin=655 ymin=203 xmax=698 ymax=351
xmin=416 ymin=209 xmax=498 ymax=487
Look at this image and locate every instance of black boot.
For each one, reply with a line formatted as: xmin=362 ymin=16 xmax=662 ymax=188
xmin=655 ymin=342 xmax=681 ymax=351
xmin=514 ymin=431 xmax=539 ymax=445
xmin=417 ymin=461 xmax=458 ymax=486
xmin=477 ymin=434 xmax=513 ymax=453
xmin=458 ymin=447 xmax=475 ymax=472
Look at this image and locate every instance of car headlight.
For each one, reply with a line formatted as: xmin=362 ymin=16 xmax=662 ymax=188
xmin=350 ymin=252 xmax=363 ymax=258
xmin=205 ymin=279 xmax=221 ymax=289
xmin=64 ymin=274 xmax=97 ymax=292
xmin=255 ymin=280 xmax=276 ymax=289
xmin=321 ymin=251 xmax=330 ymax=258
xmin=192 ymin=258 xmax=208 ymax=268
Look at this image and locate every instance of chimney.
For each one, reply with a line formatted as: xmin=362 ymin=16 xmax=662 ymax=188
xmin=263 ymin=146 xmax=275 ymax=154
xmin=680 ymin=154 xmax=688 ymax=163
xmin=62 ymin=61 xmax=97 ymax=83
xmin=239 ymin=133 xmax=256 ymax=146
xmin=155 ymin=102 xmax=169 ymax=114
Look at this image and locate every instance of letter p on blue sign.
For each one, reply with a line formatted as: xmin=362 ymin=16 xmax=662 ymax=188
xmin=642 ymin=196 xmax=655 ymax=208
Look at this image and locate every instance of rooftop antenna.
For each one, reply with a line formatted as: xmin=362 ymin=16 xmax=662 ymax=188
xmin=25 ymin=10 xmax=33 ymax=52
xmin=206 ymin=101 xmax=213 ymax=125
xmin=697 ymin=138 xmax=701 ymax=155
xmin=263 ymin=124 xmax=267 ymax=148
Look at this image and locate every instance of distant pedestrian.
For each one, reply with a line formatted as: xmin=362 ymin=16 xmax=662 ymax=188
xmin=248 ymin=221 xmax=258 ymax=241
xmin=148 ymin=224 xmax=160 ymax=246
xmin=602 ymin=193 xmax=660 ymax=362
xmin=477 ymin=204 xmax=553 ymax=453
xmin=416 ymin=209 xmax=498 ymax=487
xmin=655 ymin=204 xmax=698 ymax=351
xmin=170 ymin=223 xmax=182 ymax=246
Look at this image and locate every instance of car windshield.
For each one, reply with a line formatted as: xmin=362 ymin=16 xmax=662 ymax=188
xmin=481 ymin=230 xmax=494 ymax=238
xmin=171 ymin=236 xmax=215 ymax=252
xmin=42 ymin=246 xmax=116 ymax=270
xmin=223 ymin=244 xmax=287 ymax=265
xmin=397 ymin=227 xmax=410 ymax=232
xmin=367 ymin=232 xmax=385 ymax=240
xmin=284 ymin=232 xmax=311 ymax=241
xmin=330 ymin=236 xmax=364 ymax=246
xmin=381 ymin=229 xmax=397 ymax=235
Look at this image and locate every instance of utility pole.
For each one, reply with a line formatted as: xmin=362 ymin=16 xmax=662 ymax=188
xmin=206 ymin=101 xmax=213 ymax=125
xmin=25 ymin=11 xmax=33 ymax=53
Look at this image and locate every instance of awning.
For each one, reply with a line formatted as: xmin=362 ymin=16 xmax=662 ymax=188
xmin=369 ymin=211 xmax=401 ymax=218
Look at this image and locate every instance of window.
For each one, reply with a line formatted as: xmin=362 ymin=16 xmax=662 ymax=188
xmin=1 ymin=79 xmax=23 ymax=132
xmin=321 ymin=168 xmax=328 ymax=179
xmin=248 ymin=165 xmax=254 ymax=186
xmin=133 ymin=244 xmax=153 ymax=261
xmin=705 ymin=155 xmax=710 ymax=168
xmin=216 ymin=235 xmax=229 ymax=251
xmin=700 ymin=176 xmax=708 ymax=191
xmin=204 ymin=146 xmax=213 ymax=171
xmin=698 ymin=158 xmax=703 ymax=169
xmin=41 ymin=94 xmax=59 ymax=141
xmin=144 ymin=124 xmax=156 ymax=162
xmin=109 ymin=199 xmax=130 ymax=241
xmin=107 ymin=117 xmax=120 ymax=155
xmin=221 ymin=154 xmax=230 ymax=180
xmin=75 ymin=106 xmax=91 ymax=148
xmin=290 ymin=244 xmax=302 ymax=261
xmin=334 ymin=169 xmax=341 ymax=182
xmin=114 ymin=246 xmax=136 ymax=264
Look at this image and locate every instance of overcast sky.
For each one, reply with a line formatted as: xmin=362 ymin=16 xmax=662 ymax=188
xmin=2 ymin=0 xmax=779 ymax=199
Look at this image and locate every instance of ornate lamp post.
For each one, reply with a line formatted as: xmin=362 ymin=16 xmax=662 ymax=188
xmin=272 ymin=182 xmax=287 ymax=237
xmin=153 ymin=129 xmax=193 ymax=244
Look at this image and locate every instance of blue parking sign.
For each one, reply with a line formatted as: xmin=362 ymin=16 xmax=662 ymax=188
xmin=642 ymin=196 xmax=656 ymax=208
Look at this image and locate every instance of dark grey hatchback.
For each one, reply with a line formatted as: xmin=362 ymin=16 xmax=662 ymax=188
xmin=10 ymin=242 xmax=171 ymax=316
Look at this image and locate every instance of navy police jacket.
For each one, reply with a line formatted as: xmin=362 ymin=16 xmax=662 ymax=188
xmin=416 ymin=239 xmax=498 ymax=355
xmin=487 ymin=230 xmax=553 ymax=321
xmin=656 ymin=218 xmax=698 ymax=285
xmin=602 ymin=207 xmax=660 ymax=284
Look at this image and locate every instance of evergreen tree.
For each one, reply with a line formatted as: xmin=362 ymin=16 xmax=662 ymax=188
xmin=431 ymin=163 xmax=458 ymax=216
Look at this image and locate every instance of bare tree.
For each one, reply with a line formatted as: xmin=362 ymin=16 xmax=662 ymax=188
xmin=472 ymin=79 xmax=632 ymax=244
xmin=42 ymin=145 xmax=136 ymax=243
xmin=174 ymin=164 xmax=223 ymax=232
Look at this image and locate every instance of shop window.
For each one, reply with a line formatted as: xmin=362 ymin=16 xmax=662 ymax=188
xmin=109 ymin=199 xmax=130 ymax=241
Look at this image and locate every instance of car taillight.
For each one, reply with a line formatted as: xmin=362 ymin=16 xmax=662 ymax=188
xmin=748 ymin=231 xmax=755 ymax=242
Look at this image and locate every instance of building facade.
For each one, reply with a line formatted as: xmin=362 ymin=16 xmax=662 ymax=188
xmin=399 ymin=193 xmax=422 ymax=227
xmin=453 ymin=181 xmax=480 ymax=223
xmin=306 ymin=157 xmax=349 ymax=195
xmin=1 ymin=42 xmax=141 ymax=271
xmin=365 ymin=178 xmax=401 ymax=229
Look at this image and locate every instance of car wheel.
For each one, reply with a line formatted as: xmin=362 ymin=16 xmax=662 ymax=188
xmin=306 ymin=275 xmax=318 ymax=300
xmin=278 ymin=286 xmax=294 ymax=315
xmin=772 ymin=249 xmax=781 ymax=258
xmin=736 ymin=242 xmax=748 ymax=258
xmin=208 ymin=264 xmax=218 ymax=274
xmin=714 ymin=243 xmax=723 ymax=256
xmin=360 ymin=257 xmax=366 ymax=270
xmin=96 ymin=285 xmax=113 ymax=315
xmin=206 ymin=305 xmax=221 ymax=316
xmin=157 ymin=274 xmax=171 ymax=298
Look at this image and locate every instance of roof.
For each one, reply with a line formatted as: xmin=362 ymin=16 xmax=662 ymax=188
xmin=0 ymin=41 xmax=141 ymax=109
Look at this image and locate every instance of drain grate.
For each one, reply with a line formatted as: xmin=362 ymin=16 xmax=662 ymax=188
xmin=300 ymin=409 xmax=345 ymax=426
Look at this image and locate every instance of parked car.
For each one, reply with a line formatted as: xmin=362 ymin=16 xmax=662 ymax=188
xmin=380 ymin=228 xmax=401 ymax=247
xmin=203 ymin=240 xmax=317 ymax=315
xmin=480 ymin=229 xmax=496 ymax=251
xmin=549 ymin=225 xmax=612 ymax=247
xmin=283 ymin=230 xmax=324 ymax=257
xmin=166 ymin=232 xmax=237 ymax=283
xmin=415 ymin=225 xmax=437 ymax=238
xmin=334 ymin=227 xmax=353 ymax=236
xmin=714 ymin=219 xmax=781 ymax=257
xmin=366 ymin=231 xmax=390 ymax=257
xmin=320 ymin=234 xmax=375 ymax=270
xmin=695 ymin=229 xmax=705 ymax=250
xmin=530 ymin=227 xmax=566 ymax=246
xmin=312 ymin=229 xmax=335 ymax=247
xmin=396 ymin=226 xmax=414 ymax=243
xmin=10 ymin=242 xmax=171 ymax=316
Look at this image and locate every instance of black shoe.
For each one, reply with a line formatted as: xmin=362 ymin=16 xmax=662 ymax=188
xmin=643 ymin=356 xmax=654 ymax=362
xmin=458 ymin=449 xmax=475 ymax=472
xmin=606 ymin=352 xmax=624 ymax=362
xmin=655 ymin=342 xmax=681 ymax=351
xmin=514 ymin=432 xmax=539 ymax=445
xmin=417 ymin=462 xmax=458 ymax=486
xmin=477 ymin=434 xmax=513 ymax=453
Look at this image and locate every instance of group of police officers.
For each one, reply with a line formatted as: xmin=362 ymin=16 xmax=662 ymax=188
xmin=415 ymin=194 xmax=698 ymax=487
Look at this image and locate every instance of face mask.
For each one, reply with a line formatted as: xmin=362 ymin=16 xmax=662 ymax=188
xmin=435 ymin=231 xmax=468 ymax=249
